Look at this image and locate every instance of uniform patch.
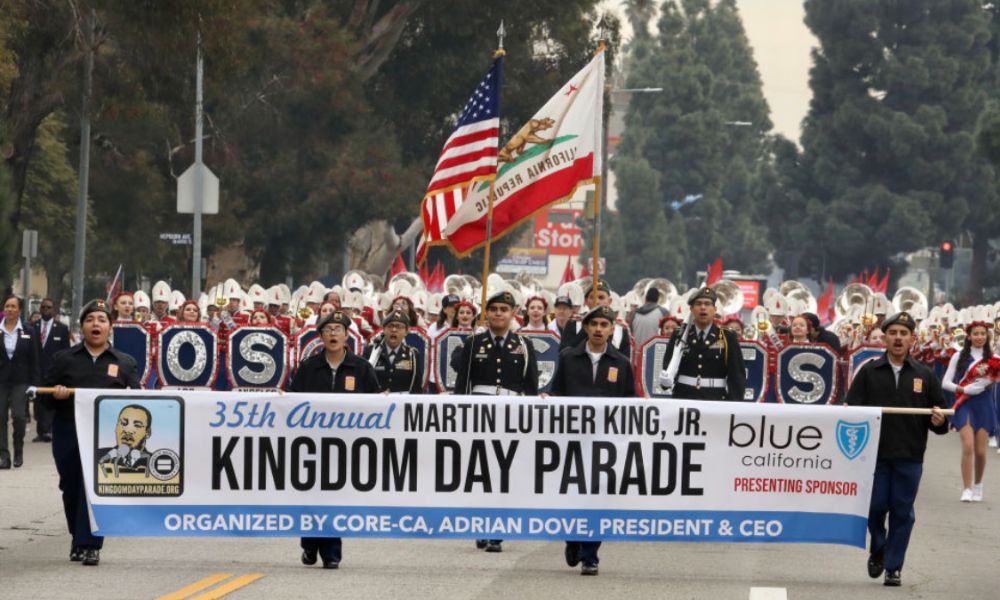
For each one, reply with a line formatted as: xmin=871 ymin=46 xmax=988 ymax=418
xmin=913 ymin=378 xmax=923 ymax=393
xmin=397 ymin=360 xmax=412 ymax=370
xmin=345 ymin=376 xmax=356 ymax=391
xmin=107 ymin=364 xmax=119 ymax=378
xmin=608 ymin=367 xmax=619 ymax=382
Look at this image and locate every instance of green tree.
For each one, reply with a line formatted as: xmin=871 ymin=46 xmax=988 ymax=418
xmin=796 ymin=0 xmax=991 ymax=284
xmin=607 ymin=0 xmax=772 ymax=284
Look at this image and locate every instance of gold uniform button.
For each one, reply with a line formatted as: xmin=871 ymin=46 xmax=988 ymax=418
xmin=496 ymin=378 xmax=502 ymax=383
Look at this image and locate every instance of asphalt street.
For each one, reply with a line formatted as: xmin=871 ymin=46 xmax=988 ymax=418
xmin=1 ymin=429 xmax=998 ymax=600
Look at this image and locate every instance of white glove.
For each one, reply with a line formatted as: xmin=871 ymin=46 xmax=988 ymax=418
xmin=658 ymin=370 xmax=674 ymax=390
xmin=26 ymin=386 xmax=37 ymax=399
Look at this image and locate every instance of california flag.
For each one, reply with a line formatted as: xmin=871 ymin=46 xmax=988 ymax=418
xmin=443 ymin=51 xmax=605 ymax=255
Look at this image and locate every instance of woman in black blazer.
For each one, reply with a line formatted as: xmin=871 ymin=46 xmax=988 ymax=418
xmin=0 ymin=295 xmax=40 ymax=468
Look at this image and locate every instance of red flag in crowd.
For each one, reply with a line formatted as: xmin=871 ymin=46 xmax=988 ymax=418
xmin=877 ymin=268 xmax=890 ymax=294
xmin=867 ymin=266 xmax=880 ymax=289
xmin=559 ymin=259 xmax=576 ymax=285
xmin=580 ymin=260 xmax=590 ymax=278
xmin=706 ymin=256 xmax=723 ymax=286
xmin=816 ymin=277 xmax=835 ymax=326
xmin=418 ymin=261 xmax=430 ymax=284
xmin=428 ymin=262 xmax=445 ymax=292
xmin=390 ymin=253 xmax=406 ymax=278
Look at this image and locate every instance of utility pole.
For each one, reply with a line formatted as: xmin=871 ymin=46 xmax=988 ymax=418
xmin=71 ymin=9 xmax=95 ymax=328
xmin=191 ymin=32 xmax=205 ymax=298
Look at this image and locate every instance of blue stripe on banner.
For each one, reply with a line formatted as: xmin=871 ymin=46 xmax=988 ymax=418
xmin=91 ymin=505 xmax=868 ymax=548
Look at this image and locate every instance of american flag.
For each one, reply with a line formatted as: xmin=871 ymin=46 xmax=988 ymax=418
xmin=417 ymin=55 xmax=502 ymax=264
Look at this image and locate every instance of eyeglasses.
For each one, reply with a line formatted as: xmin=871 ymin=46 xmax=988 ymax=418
xmin=321 ymin=326 xmax=347 ymax=336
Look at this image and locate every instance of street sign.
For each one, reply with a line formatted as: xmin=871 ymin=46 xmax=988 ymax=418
xmin=177 ymin=163 xmax=219 ymax=214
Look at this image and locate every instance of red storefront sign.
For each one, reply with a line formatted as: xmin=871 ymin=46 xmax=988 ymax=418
xmin=534 ymin=209 xmax=583 ymax=256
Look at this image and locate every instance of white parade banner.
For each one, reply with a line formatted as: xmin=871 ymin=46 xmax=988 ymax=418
xmin=75 ymin=391 xmax=880 ymax=547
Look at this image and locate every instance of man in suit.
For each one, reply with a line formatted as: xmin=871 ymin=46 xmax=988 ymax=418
xmin=32 ymin=298 xmax=70 ymax=442
xmin=0 ymin=295 xmax=40 ymax=468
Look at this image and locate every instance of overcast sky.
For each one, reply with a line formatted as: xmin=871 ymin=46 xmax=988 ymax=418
xmin=603 ymin=0 xmax=816 ymax=142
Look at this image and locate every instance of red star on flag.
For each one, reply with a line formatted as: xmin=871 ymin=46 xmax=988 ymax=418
xmin=564 ymin=83 xmax=578 ymax=96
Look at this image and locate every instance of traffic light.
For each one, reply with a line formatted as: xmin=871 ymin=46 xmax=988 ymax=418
xmin=940 ymin=241 xmax=955 ymax=269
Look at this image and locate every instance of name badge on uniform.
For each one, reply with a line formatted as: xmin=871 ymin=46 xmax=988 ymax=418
xmin=397 ymin=360 xmax=412 ymax=370
xmin=913 ymin=378 xmax=923 ymax=393
xmin=107 ymin=364 xmax=119 ymax=378
xmin=345 ymin=375 xmax=356 ymax=391
xmin=20 ymin=334 xmax=30 ymax=339
xmin=608 ymin=367 xmax=619 ymax=383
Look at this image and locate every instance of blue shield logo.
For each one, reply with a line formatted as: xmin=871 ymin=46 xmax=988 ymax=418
xmin=836 ymin=420 xmax=871 ymax=460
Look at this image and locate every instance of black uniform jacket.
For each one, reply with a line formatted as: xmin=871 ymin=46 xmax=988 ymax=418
xmin=287 ymin=350 xmax=380 ymax=394
xmin=550 ymin=343 xmax=636 ymax=397
xmin=363 ymin=340 xmax=423 ymax=394
xmin=33 ymin=318 xmax=71 ymax=378
xmin=44 ymin=344 xmax=141 ymax=419
xmin=661 ymin=323 xmax=746 ymax=401
xmin=559 ymin=319 xmax=631 ymax=358
xmin=846 ymin=354 xmax=948 ymax=462
xmin=0 ymin=323 xmax=40 ymax=385
xmin=453 ymin=330 xmax=539 ymax=395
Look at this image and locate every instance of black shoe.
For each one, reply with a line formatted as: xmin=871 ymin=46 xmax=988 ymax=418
xmin=485 ymin=541 xmax=502 ymax=553
xmin=32 ymin=435 xmax=44 ymax=443
xmin=301 ymin=548 xmax=318 ymax=566
xmin=70 ymin=546 xmax=83 ymax=562
xmin=322 ymin=559 xmax=340 ymax=569
xmin=81 ymin=549 xmax=100 ymax=566
xmin=581 ymin=563 xmax=598 ymax=576
xmin=884 ymin=570 xmax=901 ymax=586
xmin=0 ymin=454 xmax=10 ymax=469
xmin=41 ymin=434 xmax=52 ymax=442
xmin=564 ymin=543 xmax=581 ymax=567
xmin=867 ymin=553 xmax=884 ymax=579
xmin=13 ymin=450 xmax=22 ymax=468
xmin=475 ymin=539 xmax=488 ymax=549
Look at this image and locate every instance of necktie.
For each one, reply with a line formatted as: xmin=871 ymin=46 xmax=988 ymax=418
xmin=388 ymin=350 xmax=397 ymax=363
xmin=494 ymin=336 xmax=504 ymax=350
xmin=42 ymin=321 xmax=49 ymax=346
xmin=698 ymin=330 xmax=705 ymax=344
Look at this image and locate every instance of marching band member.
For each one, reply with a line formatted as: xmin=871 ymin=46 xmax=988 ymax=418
xmin=248 ymin=310 xmax=272 ymax=326
xmin=176 ymin=300 xmax=202 ymax=324
xmin=428 ymin=294 xmax=460 ymax=340
xmin=452 ymin=290 xmax=539 ymax=553
xmin=286 ymin=309 xmax=379 ymax=569
xmin=167 ymin=290 xmax=185 ymax=321
xmin=941 ymin=312 xmax=998 ymax=502
xmin=659 ymin=314 xmax=681 ymax=338
xmin=111 ymin=292 xmax=135 ymax=321
xmin=845 ymin=311 xmax=947 ymax=587
xmin=523 ymin=296 xmax=549 ymax=330
xmin=363 ymin=310 xmax=423 ymax=394
xmin=133 ymin=291 xmax=152 ymax=324
xmin=659 ymin=287 xmax=745 ymax=401
xmin=722 ymin=315 xmax=745 ymax=340
xmin=150 ymin=281 xmax=171 ymax=322
xmin=789 ymin=315 xmax=811 ymax=344
xmin=451 ymin=301 xmax=477 ymax=329
xmin=550 ymin=305 xmax=635 ymax=576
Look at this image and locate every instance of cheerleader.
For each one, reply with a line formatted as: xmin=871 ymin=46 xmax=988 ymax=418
xmin=942 ymin=318 xmax=998 ymax=502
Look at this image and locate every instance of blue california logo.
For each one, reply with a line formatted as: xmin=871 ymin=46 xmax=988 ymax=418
xmin=835 ymin=420 xmax=870 ymax=460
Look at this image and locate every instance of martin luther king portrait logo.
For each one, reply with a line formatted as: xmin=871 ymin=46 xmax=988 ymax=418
xmin=94 ymin=396 xmax=184 ymax=497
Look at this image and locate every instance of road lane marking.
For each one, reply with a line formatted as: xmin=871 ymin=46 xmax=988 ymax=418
xmin=155 ymin=573 xmax=234 ymax=600
xmin=190 ymin=573 xmax=266 ymax=600
xmin=749 ymin=587 xmax=788 ymax=600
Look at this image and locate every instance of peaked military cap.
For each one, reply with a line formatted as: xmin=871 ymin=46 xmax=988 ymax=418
xmin=382 ymin=310 xmax=410 ymax=327
xmin=583 ymin=305 xmax=616 ymax=324
xmin=80 ymin=298 xmax=112 ymax=324
xmin=486 ymin=290 xmax=516 ymax=308
xmin=881 ymin=311 xmax=916 ymax=332
xmin=317 ymin=310 xmax=353 ymax=332
xmin=687 ymin=287 xmax=718 ymax=306
xmin=584 ymin=279 xmax=611 ymax=295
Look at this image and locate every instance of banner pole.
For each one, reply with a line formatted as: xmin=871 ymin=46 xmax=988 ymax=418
xmin=478 ymin=180 xmax=497 ymax=327
xmin=590 ymin=40 xmax=607 ymax=304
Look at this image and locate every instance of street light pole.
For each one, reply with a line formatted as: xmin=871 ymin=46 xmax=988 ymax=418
xmin=71 ymin=9 xmax=95 ymax=329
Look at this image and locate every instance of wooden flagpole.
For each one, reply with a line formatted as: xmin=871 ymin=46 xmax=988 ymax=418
xmin=478 ymin=24 xmax=506 ymax=327
xmin=590 ymin=40 xmax=608 ymax=306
